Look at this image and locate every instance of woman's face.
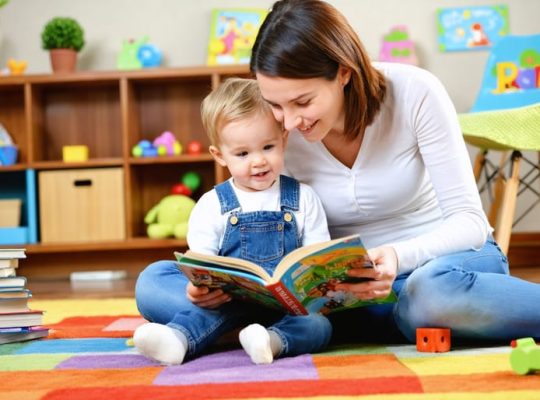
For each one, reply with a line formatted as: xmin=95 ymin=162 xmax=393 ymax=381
xmin=256 ymin=67 xmax=350 ymax=142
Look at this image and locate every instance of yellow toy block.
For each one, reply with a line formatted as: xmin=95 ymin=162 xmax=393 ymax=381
xmin=63 ymin=145 xmax=89 ymax=162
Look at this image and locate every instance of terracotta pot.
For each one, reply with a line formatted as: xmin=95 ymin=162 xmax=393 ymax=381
xmin=49 ymin=48 xmax=77 ymax=73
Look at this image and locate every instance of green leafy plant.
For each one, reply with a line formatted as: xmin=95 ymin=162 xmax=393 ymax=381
xmin=41 ymin=17 xmax=85 ymax=52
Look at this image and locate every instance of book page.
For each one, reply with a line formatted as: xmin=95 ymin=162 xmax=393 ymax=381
xmin=272 ymin=234 xmax=366 ymax=280
xmin=176 ymin=251 xmax=272 ymax=282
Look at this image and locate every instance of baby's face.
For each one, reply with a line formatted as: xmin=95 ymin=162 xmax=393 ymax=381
xmin=212 ymin=112 xmax=288 ymax=192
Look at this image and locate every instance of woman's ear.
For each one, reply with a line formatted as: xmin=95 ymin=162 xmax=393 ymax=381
xmin=338 ymin=65 xmax=352 ymax=87
xmin=209 ymin=145 xmax=227 ymax=167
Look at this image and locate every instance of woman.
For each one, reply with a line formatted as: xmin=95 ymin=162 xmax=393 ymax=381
xmin=250 ymin=0 xmax=540 ymax=343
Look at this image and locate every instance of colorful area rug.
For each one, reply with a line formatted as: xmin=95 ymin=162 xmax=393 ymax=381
xmin=0 ymin=298 xmax=538 ymax=400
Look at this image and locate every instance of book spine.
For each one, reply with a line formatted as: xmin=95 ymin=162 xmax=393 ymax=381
xmin=267 ymin=282 xmax=307 ymax=315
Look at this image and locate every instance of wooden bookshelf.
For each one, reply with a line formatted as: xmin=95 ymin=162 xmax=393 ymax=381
xmin=0 ymin=65 xmax=249 ymax=278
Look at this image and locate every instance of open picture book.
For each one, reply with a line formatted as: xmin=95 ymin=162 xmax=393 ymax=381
xmin=175 ymin=234 xmax=397 ymax=315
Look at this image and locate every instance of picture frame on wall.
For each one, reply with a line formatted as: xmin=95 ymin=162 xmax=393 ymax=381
xmin=437 ymin=5 xmax=509 ymax=52
xmin=207 ymin=8 xmax=267 ymax=66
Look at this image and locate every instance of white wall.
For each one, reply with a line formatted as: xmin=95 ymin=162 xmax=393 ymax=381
xmin=1 ymin=0 xmax=539 ymax=230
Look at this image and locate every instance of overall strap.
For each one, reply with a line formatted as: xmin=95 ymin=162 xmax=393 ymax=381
xmin=214 ymin=180 xmax=241 ymax=214
xmin=279 ymin=175 xmax=300 ymax=211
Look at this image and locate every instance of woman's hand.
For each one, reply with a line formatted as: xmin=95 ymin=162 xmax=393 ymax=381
xmin=186 ymin=282 xmax=231 ymax=309
xmin=335 ymin=246 xmax=398 ymax=300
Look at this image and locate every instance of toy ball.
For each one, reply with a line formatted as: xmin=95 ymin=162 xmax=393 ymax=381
xmin=182 ymin=171 xmax=202 ymax=192
xmin=186 ymin=140 xmax=203 ymax=155
xmin=139 ymin=140 xmax=152 ymax=149
xmin=137 ymin=43 xmax=162 ymax=68
xmin=171 ymin=183 xmax=192 ymax=196
xmin=131 ymin=145 xmax=143 ymax=157
xmin=142 ymin=147 xmax=158 ymax=157
xmin=156 ymin=144 xmax=168 ymax=156
xmin=173 ymin=141 xmax=183 ymax=155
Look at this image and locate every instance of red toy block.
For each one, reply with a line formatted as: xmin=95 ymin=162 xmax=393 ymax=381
xmin=416 ymin=328 xmax=451 ymax=352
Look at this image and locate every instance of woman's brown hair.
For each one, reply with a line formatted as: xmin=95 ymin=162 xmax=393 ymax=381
xmin=250 ymin=0 xmax=386 ymax=140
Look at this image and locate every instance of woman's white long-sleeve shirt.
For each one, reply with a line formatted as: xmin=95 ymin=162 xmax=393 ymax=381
xmin=284 ymin=62 xmax=491 ymax=274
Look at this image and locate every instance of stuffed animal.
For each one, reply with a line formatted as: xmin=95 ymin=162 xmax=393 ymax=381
xmin=144 ymin=195 xmax=195 ymax=239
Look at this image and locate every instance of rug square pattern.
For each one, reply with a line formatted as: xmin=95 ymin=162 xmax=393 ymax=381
xmin=313 ymin=353 xmax=416 ymax=379
xmin=47 ymin=316 xmax=137 ymax=338
xmin=103 ymin=317 xmax=146 ymax=331
xmin=155 ymin=349 xmax=319 ymax=385
xmin=14 ymin=338 xmax=130 ymax=354
xmin=400 ymin=353 xmax=511 ymax=375
xmin=55 ymin=353 xmax=159 ymax=369
xmin=0 ymin=353 xmax=71 ymax=371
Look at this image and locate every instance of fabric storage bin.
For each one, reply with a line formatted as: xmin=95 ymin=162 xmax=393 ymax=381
xmin=39 ymin=168 xmax=125 ymax=243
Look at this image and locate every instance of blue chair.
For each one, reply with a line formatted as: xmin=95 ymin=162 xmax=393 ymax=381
xmin=459 ymin=34 xmax=540 ymax=255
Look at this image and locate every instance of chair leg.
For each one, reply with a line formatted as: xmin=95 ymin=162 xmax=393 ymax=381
xmin=494 ymin=151 xmax=522 ymax=255
xmin=472 ymin=150 xmax=487 ymax=182
xmin=488 ymin=152 xmax=509 ymax=228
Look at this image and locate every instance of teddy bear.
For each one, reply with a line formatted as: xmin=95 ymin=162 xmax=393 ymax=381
xmin=144 ymin=195 xmax=196 ymax=239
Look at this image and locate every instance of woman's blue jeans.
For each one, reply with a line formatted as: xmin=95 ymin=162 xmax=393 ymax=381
xmin=329 ymin=236 xmax=540 ymax=343
xmin=135 ymin=261 xmax=331 ymax=359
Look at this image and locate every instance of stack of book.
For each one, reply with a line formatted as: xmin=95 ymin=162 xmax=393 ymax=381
xmin=0 ymin=248 xmax=48 ymax=344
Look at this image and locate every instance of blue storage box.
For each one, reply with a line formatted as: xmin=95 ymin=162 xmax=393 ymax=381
xmin=0 ymin=227 xmax=29 ymax=245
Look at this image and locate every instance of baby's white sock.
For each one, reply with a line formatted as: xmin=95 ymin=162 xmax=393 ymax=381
xmin=133 ymin=322 xmax=188 ymax=365
xmin=239 ymin=323 xmax=282 ymax=365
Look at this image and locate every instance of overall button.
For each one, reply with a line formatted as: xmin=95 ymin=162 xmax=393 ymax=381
xmin=229 ymin=216 xmax=238 ymax=225
xmin=284 ymin=213 xmax=292 ymax=222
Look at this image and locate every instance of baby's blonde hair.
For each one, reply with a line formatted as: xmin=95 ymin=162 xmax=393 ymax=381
xmin=201 ymin=77 xmax=276 ymax=146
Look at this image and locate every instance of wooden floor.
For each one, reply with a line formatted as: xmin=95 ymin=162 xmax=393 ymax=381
xmin=28 ymin=277 xmax=137 ymax=299
xmin=27 ymin=266 xmax=540 ymax=300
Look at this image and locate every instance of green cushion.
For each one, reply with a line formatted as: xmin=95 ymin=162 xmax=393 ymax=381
xmin=459 ymin=102 xmax=540 ymax=151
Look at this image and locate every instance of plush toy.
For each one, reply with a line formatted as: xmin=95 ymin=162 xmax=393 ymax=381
xmin=144 ymin=195 xmax=195 ymax=239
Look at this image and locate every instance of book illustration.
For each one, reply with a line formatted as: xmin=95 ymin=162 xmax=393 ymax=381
xmin=207 ymin=8 xmax=267 ymax=66
xmin=437 ymin=5 xmax=509 ymax=52
xmin=177 ymin=234 xmax=397 ymax=315
xmin=186 ymin=267 xmax=285 ymax=311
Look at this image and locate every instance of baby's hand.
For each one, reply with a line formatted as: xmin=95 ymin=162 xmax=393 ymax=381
xmin=186 ymin=282 xmax=231 ymax=309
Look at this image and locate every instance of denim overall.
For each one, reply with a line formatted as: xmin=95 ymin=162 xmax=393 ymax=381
xmin=216 ymin=175 xmax=301 ymax=275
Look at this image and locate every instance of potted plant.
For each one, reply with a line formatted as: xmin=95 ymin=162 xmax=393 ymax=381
xmin=41 ymin=17 xmax=84 ymax=73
